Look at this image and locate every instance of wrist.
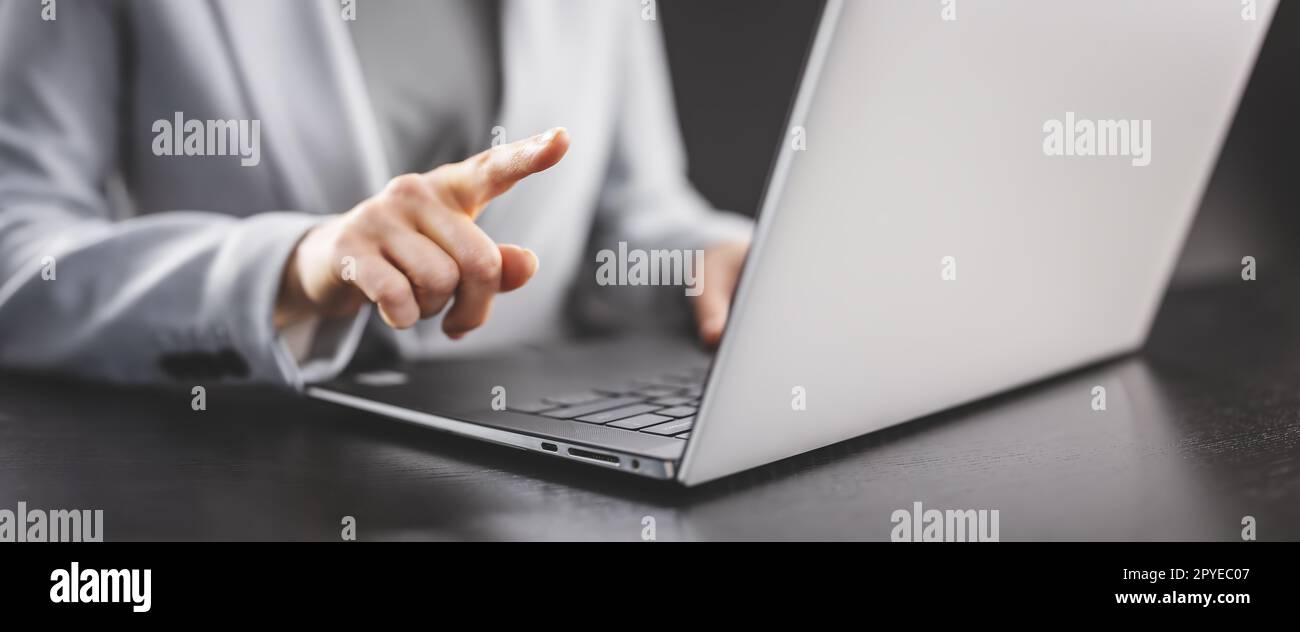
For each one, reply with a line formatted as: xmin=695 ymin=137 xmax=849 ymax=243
xmin=273 ymin=248 xmax=314 ymax=330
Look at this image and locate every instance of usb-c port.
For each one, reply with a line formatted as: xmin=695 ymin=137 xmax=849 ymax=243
xmin=541 ymin=442 xmax=558 ymax=452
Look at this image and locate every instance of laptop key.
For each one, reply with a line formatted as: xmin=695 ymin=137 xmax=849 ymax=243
xmin=649 ymin=395 xmax=693 ymax=406
xmin=655 ymin=405 xmax=697 ymax=418
xmin=577 ymin=403 xmax=661 ymax=425
xmin=634 ymin=385 xmax=684 ymax=398
xmin=642 ymin=417 xmax=694 ymax=436
xmin=542 ymin=391 xmax=605 ymax=406
xmin=608 ymin=413 xmax=674 ymax=430
xmin=661 ymin=373 xmax=702 ymax=386
xmin=594 ymin=380 xmax=652 ymax=396
xmin=541 ymin=396 xmax=641 ymax=419
xmin=510 ymin=400 xmax=557 ymax=413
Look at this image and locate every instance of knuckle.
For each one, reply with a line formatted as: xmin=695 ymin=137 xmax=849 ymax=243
xmin=417 ymin=292 xmax=450 ymax=317
xmin=473 ymin=149 xmax=495 ymax=170
xmin=459 ymin=247 xmax=502 ymax=284
xmin=423 ymin=265 xmax=459 ymax=296
xmin=385 ymin=173 xmax=429 ymax=201
xmin=473 ymin=150 xmax=504 ymax=182
xmin=346 ymin=201 xmax=387 ymax=227
xmin=373 ymin=278 xmax=410 ymax=308
xmin=425 ymin=164 xmax=454 ymax=189
xmin=327 ymin=225 xmax=362 ymax=255
xmin=423 ymin=166 xmax=473 ymax=210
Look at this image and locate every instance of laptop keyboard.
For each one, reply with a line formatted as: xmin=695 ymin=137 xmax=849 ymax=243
xmin=509 ymin=366 xmax=708 ymax=439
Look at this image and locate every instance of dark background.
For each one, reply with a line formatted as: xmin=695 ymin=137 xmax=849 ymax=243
xmin=660 ymin=0 xmax=1300 ymax=287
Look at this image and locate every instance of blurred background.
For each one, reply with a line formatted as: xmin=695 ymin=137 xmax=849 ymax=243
xmin=660 ymin=0 xmax=1300 ymax=288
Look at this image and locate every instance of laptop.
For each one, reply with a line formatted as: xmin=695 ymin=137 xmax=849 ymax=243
xmin=308 ymin=0 xmax=1277 ymax=486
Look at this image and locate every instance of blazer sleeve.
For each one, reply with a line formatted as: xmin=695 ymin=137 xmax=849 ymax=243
xmin=0 ymin=0 xmax=365 ymax=388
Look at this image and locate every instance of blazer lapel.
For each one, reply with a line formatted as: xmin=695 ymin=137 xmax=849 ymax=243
xmin=210 ymin=0 xmax=387 ymax=214
xmin=316 ymin=0 xmax=391 ymax=195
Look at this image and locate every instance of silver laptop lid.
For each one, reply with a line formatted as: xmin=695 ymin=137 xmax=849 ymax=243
xmin=680 ymin=0 xmax=1277 ymax=485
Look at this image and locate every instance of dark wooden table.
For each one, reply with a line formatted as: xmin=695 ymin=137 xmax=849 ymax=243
xmin=1 ymin=280 xmax=1297 ymax=541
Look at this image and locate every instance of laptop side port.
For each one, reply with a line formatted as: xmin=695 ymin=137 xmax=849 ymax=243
xmin=567 ymin=448 xmax=620 ymax=466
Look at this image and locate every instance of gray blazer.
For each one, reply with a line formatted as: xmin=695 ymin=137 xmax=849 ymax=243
xmin=0 ymin=0 xmax=752 ymax=388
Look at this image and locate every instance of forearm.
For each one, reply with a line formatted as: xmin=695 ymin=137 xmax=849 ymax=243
xmin=0 ymin=206 xmax=363 ymax=388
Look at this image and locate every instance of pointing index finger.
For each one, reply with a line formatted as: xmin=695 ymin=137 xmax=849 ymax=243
xmin=439 ymin=127 xmax=570 ymax=217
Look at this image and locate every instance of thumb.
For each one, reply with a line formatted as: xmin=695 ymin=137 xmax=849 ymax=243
xmin=440 ymin=127 xmax=570 ymax=217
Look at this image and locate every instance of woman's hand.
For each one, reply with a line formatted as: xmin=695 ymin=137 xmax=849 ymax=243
xmin=275 ymin=128 xmax=570 ymax=339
